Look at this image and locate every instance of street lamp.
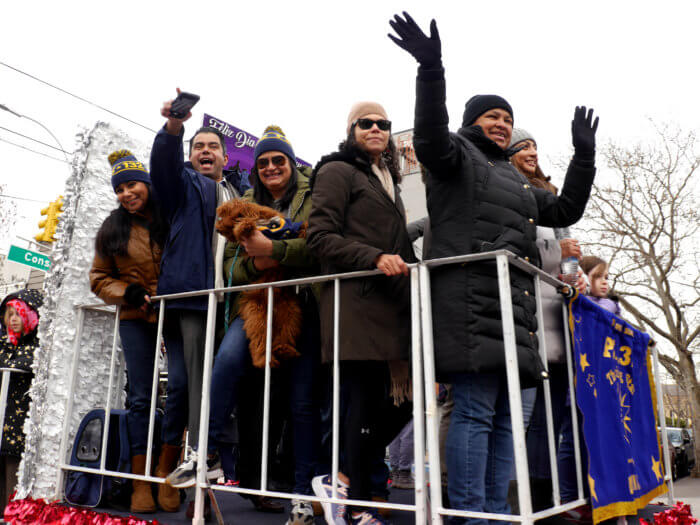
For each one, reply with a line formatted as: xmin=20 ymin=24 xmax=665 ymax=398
xmin=0 ymin=103 xmax=70 ymax=165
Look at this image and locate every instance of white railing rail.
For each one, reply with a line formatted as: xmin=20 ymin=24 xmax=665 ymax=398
xmin=53 ymin=249 xmax=673 ymax=524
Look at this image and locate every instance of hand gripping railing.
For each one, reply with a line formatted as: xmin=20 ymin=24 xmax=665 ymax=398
xmin=54 ymin=249 xmax=673 ymax=524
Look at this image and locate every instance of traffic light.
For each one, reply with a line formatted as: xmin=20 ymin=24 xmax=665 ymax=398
xmin=35 ymin=196 xmax=64 ymax=243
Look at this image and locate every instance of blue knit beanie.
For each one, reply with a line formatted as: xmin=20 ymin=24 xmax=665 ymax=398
xmin=253 ymin=126 xmax=296 ymax=165
xmin=109 ymin=150 xmax=151 ymax=190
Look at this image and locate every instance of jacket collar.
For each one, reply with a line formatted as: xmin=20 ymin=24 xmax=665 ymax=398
xmin=457 ymin=125 xmax=509 ymax=160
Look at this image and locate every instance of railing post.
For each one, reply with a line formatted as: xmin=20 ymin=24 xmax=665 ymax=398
xmin=651 ymin=343 xmax=674 ymax=504
xmin=193 ymin=292 xmax=218 ymax=525
xmin=55 ymin=306 xmax=86 ymax=500
xmin=409 ymin=266 xmax=426 ymax=524
xmin=99 ymin=306 xmax=122 ymax=473
xmin=260 ymin=286 xmax=275 ymax=491
xmin=419 ymin=264 xmax=443 ymax=524
xmin=145 ymin=299 xmax=166 ymax=477
xmin=496 ymin=255 xmax=533 ymax=525
xmin=331 ymin=278 xmax=341 ymax=500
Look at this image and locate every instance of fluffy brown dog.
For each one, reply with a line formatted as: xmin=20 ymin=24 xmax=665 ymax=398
xmin=216 ymin=199 xmax=306 ymax=368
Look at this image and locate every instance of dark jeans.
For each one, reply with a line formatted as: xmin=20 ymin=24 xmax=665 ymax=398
xmin=120 ymin=319 xmax=184 ymax=453
xmin=210 ymin=298 xmax=323 ymax=495
xmin=341 ymin=361 xmax=413 ymax=506
xmin=557 ymin=392 xmax=588 ymax=502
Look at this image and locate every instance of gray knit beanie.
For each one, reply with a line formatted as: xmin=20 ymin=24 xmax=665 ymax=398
xmin=509 ymin=128 xmax=536 ymax=148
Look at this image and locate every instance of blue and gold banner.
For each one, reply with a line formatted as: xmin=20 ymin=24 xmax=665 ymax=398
xmin=569 ymin=293 xmax=667 ymax=523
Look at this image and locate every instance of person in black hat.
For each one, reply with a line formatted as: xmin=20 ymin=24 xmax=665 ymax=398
xmin=389 ymin=12 xmax=600 ymax=523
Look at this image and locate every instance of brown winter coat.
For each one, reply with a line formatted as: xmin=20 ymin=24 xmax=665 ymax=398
xmin=90 ymin=221 xmax=162 ymax=322
xmin=307 ymin=149 xmax=416 ymax=363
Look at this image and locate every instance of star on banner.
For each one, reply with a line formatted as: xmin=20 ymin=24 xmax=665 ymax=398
xmin=651 ymin=455 xmax=663 ymax=482
xmin=580 ymin=353 xmax=590 ymax=372
xmin=588 ymin=474 xmax=598 ymax=502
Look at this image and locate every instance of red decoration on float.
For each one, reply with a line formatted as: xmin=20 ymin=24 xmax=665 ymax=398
xmin=641 ymin=502 xmax=698 ymax=525
xmin=3 ymin=497 xmax=162 ymax=525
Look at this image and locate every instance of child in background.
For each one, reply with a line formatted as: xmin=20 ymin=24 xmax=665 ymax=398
xmin=580 ymin=256 xmax=620 ymax=315
xmin=0 ymin=289 xmax=43 ymax=511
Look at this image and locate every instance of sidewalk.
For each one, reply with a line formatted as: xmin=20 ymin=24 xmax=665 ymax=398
xmin=668 ymin=475 xmax=700 ymax=516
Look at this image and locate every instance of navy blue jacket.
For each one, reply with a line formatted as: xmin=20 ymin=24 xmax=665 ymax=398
xmin=150 ymin=126 xmax=218 ymax=310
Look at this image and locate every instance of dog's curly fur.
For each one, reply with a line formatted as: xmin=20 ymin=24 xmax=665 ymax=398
xmin=216 ymin=199 xmax=306 ymax=368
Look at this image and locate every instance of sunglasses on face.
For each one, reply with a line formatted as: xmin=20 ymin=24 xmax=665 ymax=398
xmin=257 ymin=155 xmax=287 ymax=169
xmin=355 ymin=118 xmax=392 ymax=131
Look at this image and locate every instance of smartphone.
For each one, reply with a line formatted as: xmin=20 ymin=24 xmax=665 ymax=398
xmin=169 ymin=91 xmax=200 ymax=119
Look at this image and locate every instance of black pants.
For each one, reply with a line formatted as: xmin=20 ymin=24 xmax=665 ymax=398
xmin=342 ymin=361 xmax=413 ymax=506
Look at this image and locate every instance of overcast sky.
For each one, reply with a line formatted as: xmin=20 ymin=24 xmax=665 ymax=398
xmin=2 ymin=0 xmax=700 ymax=253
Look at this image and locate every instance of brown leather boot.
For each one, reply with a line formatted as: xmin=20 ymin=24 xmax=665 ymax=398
xmin=155 ymin=444 xmax=182 ymax=512
xmin=130 ymin=455 xmax=156 ymax=513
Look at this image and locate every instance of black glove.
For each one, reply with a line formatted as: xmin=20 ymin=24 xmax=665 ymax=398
xmin=388 ymin=12 xmax=442 ymax=69
xmin=571 ymin=106 xmax=599 ymax=158
xmin=124 ymin=283 xmax=148 ymax=307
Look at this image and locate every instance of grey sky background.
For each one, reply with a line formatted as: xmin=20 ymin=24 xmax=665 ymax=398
xmin=2 ymin=0 xmax=699 ymax=254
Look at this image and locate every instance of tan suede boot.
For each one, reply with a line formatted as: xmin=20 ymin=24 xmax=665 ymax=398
xmin=156 ymin=444 xmax=182 ymax=512
xmin=131 ymin=455 xmax=156 ymax=513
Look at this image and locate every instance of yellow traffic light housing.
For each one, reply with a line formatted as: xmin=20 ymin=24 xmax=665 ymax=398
xmin=35 ymin=196 xmax=64 ymax=243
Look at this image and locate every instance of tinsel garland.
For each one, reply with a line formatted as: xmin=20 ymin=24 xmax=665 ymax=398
xmin=642 ymin=502 xmax=698 ymax=525
xmin=4 ymin=496 xmax=161 ymax=524
xmin=17 ymin=123 xmax=151 ymax=500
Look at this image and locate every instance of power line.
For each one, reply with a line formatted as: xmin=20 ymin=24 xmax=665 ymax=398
xmin=0 ymin=125 xmax=71 ymax=154
xmin=0 ymin=136 xmax=69 ymax=164
xmin=0 ymin=60 xmax=157 ymax=134
xmin=0 ymin=194 xmax=49 ymax=204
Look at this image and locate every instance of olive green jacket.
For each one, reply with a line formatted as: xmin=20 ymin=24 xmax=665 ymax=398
xmin=222 ymin=169 xmax=319 ymax=323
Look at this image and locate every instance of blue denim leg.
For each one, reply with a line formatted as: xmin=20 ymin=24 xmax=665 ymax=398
xmin=119 ymin=319 xmax=158 ymax=456
xmin=446 ymin=372 xmax=513 ymax=525
xmin=208 ymin=316 xmax=251 ymax=452
xmin=557 ymin=390 xmax=588 ymax=502
xmin=162 ymin=312 xmax=189 ymax=446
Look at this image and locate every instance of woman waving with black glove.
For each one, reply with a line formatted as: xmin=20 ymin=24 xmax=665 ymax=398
xmin=389 ymin=12 xmax=599 ymax=523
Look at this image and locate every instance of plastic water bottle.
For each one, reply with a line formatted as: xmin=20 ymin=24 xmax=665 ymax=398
xmin=554 ymin=227 xmax=578 ymax=285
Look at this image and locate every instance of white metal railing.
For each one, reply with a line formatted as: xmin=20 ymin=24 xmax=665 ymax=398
xmin=53 ymin=249 xmax=674 ymax=524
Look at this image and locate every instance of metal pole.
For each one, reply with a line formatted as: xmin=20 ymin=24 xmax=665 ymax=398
xmin=145 ymin=300 xmax=166 ymax=477
xmin=534 ymin=275 xmax=561 ymax=507
xmin=409 ymin=267 xmax=426 ymax=524
xmin=99 ymin=306 xmax=121 ymax=472
xmin=652 ymin=343 xmax=674 ymax=504
xmin=55 ymin=306 xmax=85 ymax=499
xmin=496 ymin=255 xmax=533 ymax=525
xmin=260 ymin=286 xmax=275 ymax=491
xmin=418 ymin=265 xmax=443 ymax=524
xmin=193 ymin=292 xmax=218 ymax=525
xmin=561 ymin=303 xmax=585 ymax=501
xmin=331 ymin=278 xmax=341 ymax=501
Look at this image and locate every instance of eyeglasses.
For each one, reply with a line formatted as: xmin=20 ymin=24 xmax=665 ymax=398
xmin=257 ymin=155 xmax=287 ymax=169
xmin=355 ymin=118 xmax=392 ymax=131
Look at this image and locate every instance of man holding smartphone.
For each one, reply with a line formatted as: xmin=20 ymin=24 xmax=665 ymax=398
xmin=149 ymin=89 xmax=243 ymax=516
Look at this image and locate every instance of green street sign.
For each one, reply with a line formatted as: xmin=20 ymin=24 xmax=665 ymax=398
xmin=7 ymin=245 xmax=51 ymax=271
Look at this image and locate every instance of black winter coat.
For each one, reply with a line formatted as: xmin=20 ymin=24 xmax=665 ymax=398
xmin=413 ymin=68 xmax=596 ymax=384
xmin=307 ymin=149 xmax=416 ymax=363
xmin=0 ymin=289 xmax=42 ymax=457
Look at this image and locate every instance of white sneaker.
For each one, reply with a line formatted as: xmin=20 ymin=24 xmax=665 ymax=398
xmin=286 ymin=499 xmax=315 ymax=525
xmin=311 ymin=474 xmax=349 ymax=525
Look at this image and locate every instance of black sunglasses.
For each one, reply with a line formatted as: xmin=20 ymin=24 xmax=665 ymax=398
xmin=257 ymin=155 xmax=287 ymax=169
xmin=355 ymin=118 xmax=392 ymax=131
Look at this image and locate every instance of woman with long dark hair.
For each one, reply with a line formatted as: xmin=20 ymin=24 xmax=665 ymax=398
xmin=90 ymin=150 xmax=182 ymax=514
xmin=307 ymin=102 xmax=416 ymax=525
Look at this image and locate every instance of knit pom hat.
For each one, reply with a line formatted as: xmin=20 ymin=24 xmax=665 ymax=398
xmin=462 ymin=95 xmax=513 ymax=128
xmin=253 ymin=125 xmax=296 ymax=165
xmin=509 ymin=128 xmax=536 ymax=148
xmin=346 ymin=101 xmax=389 ymax=134
xmin=108 ymin=149 xmax=151 ymax=190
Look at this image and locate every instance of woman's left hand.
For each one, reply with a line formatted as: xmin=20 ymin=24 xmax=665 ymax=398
xmin=240 ymin=230 xmax=274 ymax=257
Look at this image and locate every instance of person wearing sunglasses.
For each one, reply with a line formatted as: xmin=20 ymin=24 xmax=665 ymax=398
xmin=307 ymin=102 xmax=415 ymax=525
xmin=388 ymin=12 xmax=599 ymax=524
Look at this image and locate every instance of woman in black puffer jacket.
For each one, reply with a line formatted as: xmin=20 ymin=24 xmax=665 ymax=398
xmin=389 ymin=13 xmax=599 ymax=522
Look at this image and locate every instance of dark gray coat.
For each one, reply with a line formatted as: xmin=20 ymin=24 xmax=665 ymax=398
xmin=413 ymin=67 xmax=596 ymax=385
xmin=307 ymin=149 xmax=416 ymax=363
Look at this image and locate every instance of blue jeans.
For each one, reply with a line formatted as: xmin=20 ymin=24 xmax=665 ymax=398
xmin=447 ymin=372 xmax=513 ymax=525
xmin=119 ymin=319 xmax=185 ymax=453
xmin=557 ymin=391 xmax=588 ymax=502
xmin=209 ymin=301 xmax=322 ymax=496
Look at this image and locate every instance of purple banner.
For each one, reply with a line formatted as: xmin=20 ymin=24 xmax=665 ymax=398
xmin=203 ymin=113 xmax=311 ymax=173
